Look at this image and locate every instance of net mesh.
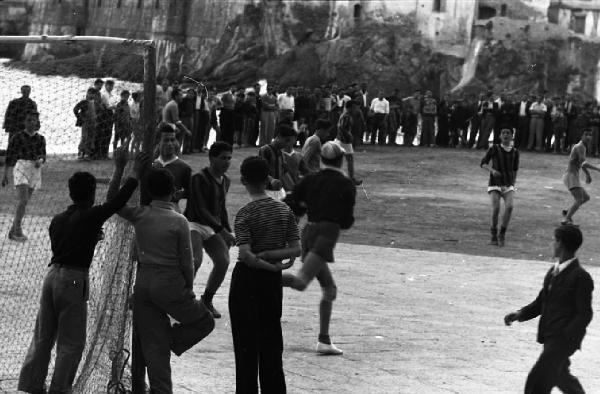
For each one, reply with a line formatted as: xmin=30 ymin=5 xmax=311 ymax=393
xmin=0 ymin=40 xmax=150 ymax=393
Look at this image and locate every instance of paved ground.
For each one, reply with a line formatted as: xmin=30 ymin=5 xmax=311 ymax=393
xmin=169 ymin=243 xmax=600 ymax=394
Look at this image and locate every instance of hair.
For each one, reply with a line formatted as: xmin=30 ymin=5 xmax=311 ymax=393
xmin=69 ymin=171 xmax=97 ymax=203
xmin=276 ymin=124 xmax=297 ymax=138
xmin=158 ymin=122 xmax=175 ymax=135
xmin=24 ymin=109 xmax=39 ymax=118
xmin=209 ymin=141 xmax=233 ymax=158
xmin=555 ymin=225 xmax=583 ymax=253
xmin=94 ymin=78 xmax=104 ymax=85
xmin=105 ymin=80 xmax=115 ymax=86
xmin=86 ymin=87 xmax=97 ymax=95
xmin=171 ymin=87 xmax=181 ymax=100
xmin=121 ymin=90 xmax=130 ymax=96
xmin=315 ymin=119 xmax=332 ymax=130
xmin=582 ymin=128 xmax=593 ymax=135
xmin=146 ymin=168 xmax=175 ymax=199
xmin=500 ymin=128 xmax=514 ymax=134
xmin=241 ymin=156 xmax=269 ymax=185
xmin=131 ymin=91 xmax=140 ymax=100
xmin=321 ymin=155 xmax=344 ymax=168
xmin=21 ymin=85 xmax=31 ymax=90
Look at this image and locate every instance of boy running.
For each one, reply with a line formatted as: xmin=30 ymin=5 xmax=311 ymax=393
xmin=184 ymin=141 xmax=236 ymax=318
xmin=229 ymin=156 xmax=301 ymax=393
xmin=504 ymin=224 xmax=593 ymax=393
xmin=282 ymin=142 xmax=356 ymax=355
xmin=561 ymin=128 xmax=600 ymax=225
xmin=480 ymin=128 xmax=519 ymax=247
xmin=17 ymin=150 xmax=146 ymax=394
xmin=2 ymin=110 xmax=46 ymax=242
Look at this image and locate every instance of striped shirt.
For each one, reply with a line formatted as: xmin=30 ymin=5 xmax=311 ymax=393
xmin=234 ymin=197 xmax=299 ymax=256
xmin=5 ymin=131 xmax=46 ymax=166
xmin=480 ymin=144 xmax=519 ymax=187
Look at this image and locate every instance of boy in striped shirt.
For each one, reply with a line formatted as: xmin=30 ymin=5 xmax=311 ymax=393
xmin=480 ymin=128 xmax=519 ymax=246
xmin=229 ymin=156 xmax=301 ymax=392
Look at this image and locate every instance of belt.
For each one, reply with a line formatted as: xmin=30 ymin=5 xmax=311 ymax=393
xmin=51 ymin=263 xmax=88 ymax=272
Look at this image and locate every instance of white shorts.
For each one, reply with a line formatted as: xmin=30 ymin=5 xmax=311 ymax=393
xmin=487 ymin=185 xmax=515 ymax=195
xmin=333 ymin=139 xmax=354 ymax=155
xmin=14 ymin=160 xmax=41 ymax=189
xmin=188 ymin=222 xmax=216 ymax=241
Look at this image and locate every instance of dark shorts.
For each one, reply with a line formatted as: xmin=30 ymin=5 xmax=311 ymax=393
xmin=301 ymin=221 xmax=340 ymax=262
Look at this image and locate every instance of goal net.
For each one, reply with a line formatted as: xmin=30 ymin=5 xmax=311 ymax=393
xmin=0 ymin=35 xmax=155 ymax=393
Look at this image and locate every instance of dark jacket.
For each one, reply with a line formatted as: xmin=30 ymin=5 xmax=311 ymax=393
xmin=518 ymin=259 xmax=594 ymax=349
xmin=184 ymin=168 xmax=231 ymax=233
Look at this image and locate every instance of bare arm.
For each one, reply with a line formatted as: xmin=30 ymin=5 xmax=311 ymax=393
xmin=255 ymin=240 xmax=301 ymax=261
xmin=238 ymin=244 xmax=297 ymax=272
xmin=582 ymin=161 xmax=600 ymax=172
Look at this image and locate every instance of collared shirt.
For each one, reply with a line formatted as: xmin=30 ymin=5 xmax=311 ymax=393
xmin=101 ymin=89 xmax=118 ymax=109
xmin=529 ymin=102 xmax=547 ymax=115
xmin=553 ymin=257 xmax=576 ymax=276
xmin=119 ymin=200 xmax=193 ymax=270
xmin=3 ymin=97 xmax=38 ymax=133
xmin=370 ymin=98 xmax=390 ymax=114
xmin=519 ymin=101 xmax=528 ymax=117
xmin=278 ymin=94 xmax=295 ymax=111
xmin=49 ymin=177 xmax=139 ymax=270
xmin=5 ymin=130 xmax=46 ymax=166
xmin=184 ymin=167 xmax=231 ymax=233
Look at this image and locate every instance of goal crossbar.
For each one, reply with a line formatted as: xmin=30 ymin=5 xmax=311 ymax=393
xmin=0 ymin=35 xmax=154 ymax=48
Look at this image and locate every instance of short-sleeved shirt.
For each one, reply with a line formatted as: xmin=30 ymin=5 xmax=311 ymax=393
xmin=480 ymin=144 xmax=519 ymax=187
xmin=302 ymin=135 xmax=322 ymax=174
xmin=234 ymin=197 xmax=299 ymax=257
xmin=566 ymin=141 xmax=586 ymax=176
xmin=5 ymin=131 xmax=46 ymax=166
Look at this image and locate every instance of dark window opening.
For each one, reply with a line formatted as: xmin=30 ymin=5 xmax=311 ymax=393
xmin=573 ymin=15 xmax=586 ymax=34
xmin=500 ymin=4 xmax=507 ymax=16
xmin=354 ymin=4 xmax=361 ymax=19
xmin=433 ymin=0 xmax=445 ymax=13
xmin=137 ymin=0 xmax=143 ymax=9
xmin=478 ymin=6 xmax=497 ymax=20
xmin=155 ymin=0 xmax=159 ymax=9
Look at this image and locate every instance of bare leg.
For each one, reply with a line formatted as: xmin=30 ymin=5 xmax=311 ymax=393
xmin=565 ymin=187 xmax=590 ymax=222
xmin=12 ymin=185 xmax=33 ymax=235
xmin=190 ymin=231 xmax=204 ymax=276
xmin=500 ymin=191 xmax=514 ymax=229
xmin=489 ymin=191 xmax=501 ymax=230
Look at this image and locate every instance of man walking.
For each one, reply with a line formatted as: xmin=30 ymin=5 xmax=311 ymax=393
xmin=3 ymin=85 xmax=38 ymax=142
xmin=504 ymin=224 xmax=593 ymax=394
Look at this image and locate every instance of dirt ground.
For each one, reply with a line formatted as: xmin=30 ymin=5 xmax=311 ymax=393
xmin=2 ymin=145 xmax=597 ymax=264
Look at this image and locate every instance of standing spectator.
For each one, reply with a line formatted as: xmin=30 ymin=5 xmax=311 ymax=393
xmin=207 ymin=87 xmax=222 ymax=144
xmin=229 ymin=156 xmax=301 ymax=393
xmin=294 ymin=87 xmax=314 ymax=136
xmin=420 ymin=90 xmax=437 ymax=147
xmin=401 ymin=98 xmax=418 ymax=146
xmin=3 ymin=85 xmax=38 ymax=141
xmin=113 ymin=90 xmax=132 ymax=153
xmin=551 ymin=103 xmax=568 ymax=154
xmin=162 ymin=88 xmax=192 ymax=149
xmin=260 ymin=86 xmax=279 ymax=147
xmin=74 ymin=87 xmax=97 ymax=161
xmin=526 ymin=95 xmax=548 ymax=151
xmin=542 ymin=96 xmax=555 ymax=152
xmin=130 ymin=91 xmax=143 ymax=154
xmin=468 ymin=93 xmax=485 ymax=149
xmin=386 ymin=89 xmax=402 ymax=146
xmin=156 ymin=78 xmax=172 ymax=118
xmin=588 ymin=104 xmax=600 ymax=156
xmin=369 ymin=90 xmax=389 ymax=145
xmin=350 ymin=98 xmax=366 ymax=148
xmin=179 ymin=88 xmax=196 ymax=154
xmin=436 ymin=94 xmax=451 ymax=147
xmin=97 ymin=80 xmax=117 ymax=159
xmin=219 ymin=84 xmax=237 ymax=146
xmin=477 ymin=91 xmax=497 ymax=150
xmin=515 ymin=94 xmax=531 ymax=149
xmin=193 ymin=85 xmax=210 ymax=153
xmin=504 ymin=225 xmax=593 ymax=394
xmin=278 ymin=87 xmax=295 ymax=125
xmin=233 ymin=90 xmax=246 ymax=148
xmin=258 ymin=125 xmax=297 ymax=194
xmin=242 ymin=91 xmax=259 ymax=147
xmin=565 ymin=95 xmax=578 ymax=151
xmin=2 ymin=110 xmax=45 ymax=242
xmin=251 ymin=83 xmax=262 ymax=146
xmin=335 ymin=100 xmax=362 ymax=185
xmin=355 ymin=82 xmax=371 ymax=144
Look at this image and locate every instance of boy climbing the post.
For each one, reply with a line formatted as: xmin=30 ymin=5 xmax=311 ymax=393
xmin=561 ymin=128 xmax=600 ymax=225
xmin=2 ymin=110 xmax=46 ymax=242
xmin=184 ymin=141 xmax=236 ymax=318
xmin=480 ymin=128 xmax=519 ymax=247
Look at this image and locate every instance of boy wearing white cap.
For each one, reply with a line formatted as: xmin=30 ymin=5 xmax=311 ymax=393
xmin=281 ymin=141 xmax=356 ymax=355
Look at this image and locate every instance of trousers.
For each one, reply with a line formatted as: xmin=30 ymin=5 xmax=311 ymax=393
xmin=18 ymin=265 xmax=89 ymax=393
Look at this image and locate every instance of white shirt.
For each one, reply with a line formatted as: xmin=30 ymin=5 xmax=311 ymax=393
xmin=101 ymin=89 xmax=118 ymax=109
xmin=553 ymin=257 xmax=576 ymax=276
xmin=370 ymin=98 xmax=389 ymax=114
xmin=337 ymin=94 xmax=351 ymax=108
xmin=361 ymin=92 xmax=368 ymax=107
xmin=277 ymin=94 xmax=295 ymax=111
xmin=530 ymin=102 xmax=547 ymax=114
xmin=519 ymin=101 xmax=528 ymax=117
xmin=156 ymin=155 xmax=179 ymax=167
xmin=195 ymin=95 xmax=209 ymax=111
xmin=130 ymin=101 xmax=140 ymax=120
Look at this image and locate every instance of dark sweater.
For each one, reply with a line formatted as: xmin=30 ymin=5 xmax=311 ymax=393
xmin=518 ymin=259 xmax=594 ymax=349
xmin=289 ymin=168 xmax=356 ymax=229
xmin=184 ymin=168 xmax=231 ymax=233
xmin=49 ymin=178 xmax=139 ymax=270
